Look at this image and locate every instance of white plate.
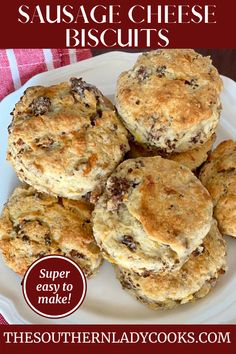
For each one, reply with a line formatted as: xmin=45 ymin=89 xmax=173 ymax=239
xmin=0 ymin=51 xmax=236 ymax=324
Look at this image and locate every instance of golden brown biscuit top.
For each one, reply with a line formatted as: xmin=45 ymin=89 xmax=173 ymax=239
xmin=0 ymin=185 xmax=99 ymax=257
xmin=105 ymin=156 xmax=213 ymax=257
xmin=116 ymin=49 xmax=222 ymax=138
xmin=200 ymin=140 xmax=236 ymax=202
xmin=118 ymin=220 xmax=226 ymax=300
xmin=8 ymin=78 xmax=129 ymax=189
xmin=199 ymin=140 xmax=236 ymax=236
xmin=135 ymin=49 xmax=222 ymax=92
xmin=201 ymin=140 xmax=236 ymax=174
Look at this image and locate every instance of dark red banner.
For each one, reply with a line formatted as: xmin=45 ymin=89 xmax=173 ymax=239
xmin=0 ymin=325 xmax=235 ymax=354
xmin=0 ymin=0 xmax=235 ymax=48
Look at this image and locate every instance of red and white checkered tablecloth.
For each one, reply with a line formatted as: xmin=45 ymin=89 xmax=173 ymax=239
xmin=0 ymin=48 xmax=92 ymax=324
xmin=0 ymin=48 xmax=92 ymax=100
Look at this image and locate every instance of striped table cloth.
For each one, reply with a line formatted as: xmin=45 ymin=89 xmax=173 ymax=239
xmin=0 ymin=48 xmax=92 ymax=100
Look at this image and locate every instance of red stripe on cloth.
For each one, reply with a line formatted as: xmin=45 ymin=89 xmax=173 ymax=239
xmin=51 ymin=49 xmax=62 ymax=69
xmin=60 ymin=48 xmax=71 ymax=66
xmin=76 ymin=49 xmax=92 ymax=61
xmin=60 ymin=48 xmax=92 ymax=67
xmin=0 ymin=50 xmax=14 ymax=101
xmin=0 ymin=314 xmax=8 ymax=325
xmin=14 ymin=49 xmax=47 ymax=85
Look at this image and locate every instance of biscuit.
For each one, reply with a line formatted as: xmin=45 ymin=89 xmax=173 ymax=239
xmin=0 ymin=185 xmax=102 ymax=277
xmin=116 ymin=49 xmax=222 ymax=153
xmin=116 ymin=220 xmax=226 ymax=310
xmin=199 ymin=140 xmax=236 ymax=237
xmin=7 ymin=78 xmax=129 ymax=200
xmin=93 ymin=156 xmax=213 ymax=274
xmin=128 ymin=133 xmax=216 ymax=171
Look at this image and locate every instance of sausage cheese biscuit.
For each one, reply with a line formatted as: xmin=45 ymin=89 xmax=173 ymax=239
xmin=200 ymin=140 xmax=236 ymax=237
xmin=7 ymin=78 xmax=129 ymax=200
xmin=128 ymin=133 xmax=216 ymax=171
xmin=116 ymin=49 xmax=222 ymax=153
xmin=93 ymin=156 xmax=213 ymax=274
xmin=116 ymin=220 xmax=226 ymax=310
xmin=0 ymin=185 xmax=102 ymax=277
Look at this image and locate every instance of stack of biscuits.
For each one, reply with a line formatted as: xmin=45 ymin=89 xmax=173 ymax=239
xmin=0 ymin=77 xmax=130 ymax=277
xmin=93 ymin=157 xmax=226 ymax=309
xmin=0 ymin=49 xmax=233 ymax=311
xmin=116 ymin=49 xmax=222 ymax=172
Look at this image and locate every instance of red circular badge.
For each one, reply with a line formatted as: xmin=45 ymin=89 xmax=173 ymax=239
xmin=22 ymin=255 xmax=87 ymax=319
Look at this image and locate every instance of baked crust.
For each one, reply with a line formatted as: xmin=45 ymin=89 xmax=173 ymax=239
xmin=116 ymin=220 xmax=226 ymax=310
xmin=128 ymin=133 xmax=216 ymax=171
xmin=200 ymin=140 xmax=236 ymax=237
xmin=7 ymin=78 xmax=129 ymax=199
xmin=0 ymin=184 xmax=102 ymax=276
xmin=116 ymin=49 xmax=222 ymax=153
xmin=93 ymin=156 xmax=213 ymax=274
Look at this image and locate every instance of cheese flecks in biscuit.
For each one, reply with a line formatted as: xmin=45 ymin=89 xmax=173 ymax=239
xmin=128 ymin=133 xmax=216 ymax=171
xmin=200 ymin=140 xmax=236 ymax=237
xmin=7 ymin=78 xmax=129 ymax=200
xmin=116 ymin=220 xmax=226 ymax=310
xmin=93 ymin=156 xmax=213 ymax=274
xmin=0 ymin=185 xmax=102 ymax=277
xmin=116 ymin=49 xmax=222 ymax=153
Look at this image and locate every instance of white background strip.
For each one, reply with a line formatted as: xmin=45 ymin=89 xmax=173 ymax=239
xmin=43 ymin=49 xmax=54 ymax=71
xmin=6 ymin=49 xmax=21 ymax=90
xmin=69 ymin=49 xmax=77 ymax=64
